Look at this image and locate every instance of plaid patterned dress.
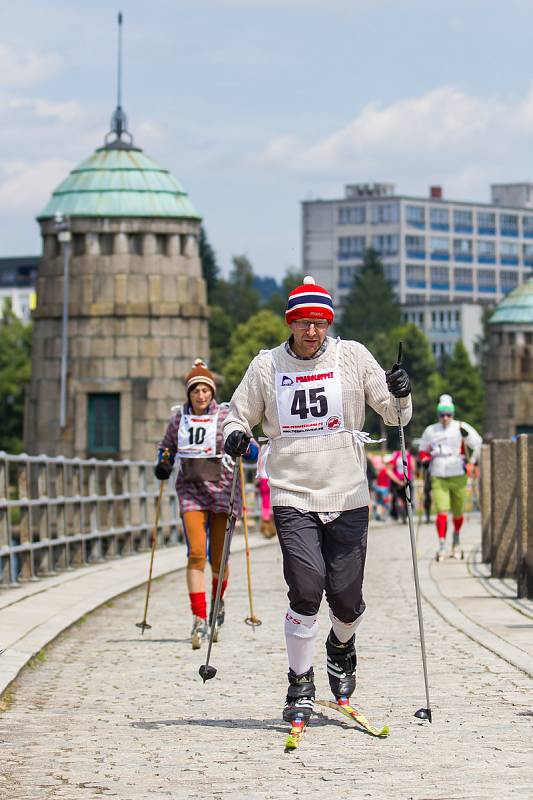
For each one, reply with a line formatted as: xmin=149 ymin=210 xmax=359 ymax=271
xmin=159 ymin=401 xmax=242 ymax=518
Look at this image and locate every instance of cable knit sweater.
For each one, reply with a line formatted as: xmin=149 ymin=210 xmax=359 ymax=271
xmin=223 ymin=337 xmax=412 ymax=512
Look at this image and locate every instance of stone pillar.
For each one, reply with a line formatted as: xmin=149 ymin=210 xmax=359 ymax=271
xmin=516 ymin=435 xmax=533 ymax=598
xmin=490 ymin=440 xmax=518 ymax=579
xmin=480 ymin=444 xmax=491 ymax=563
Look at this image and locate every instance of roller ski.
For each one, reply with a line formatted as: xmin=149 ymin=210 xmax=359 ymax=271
xmin=282 ymin=668 xmax=314 ymax=752
xmin=316 ymin=698 xmax=390 ymax=737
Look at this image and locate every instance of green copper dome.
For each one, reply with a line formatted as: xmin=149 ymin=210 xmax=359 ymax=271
xmin=38 ymin=146 xmax=201 ymax=221
xmin=489 ymin=278 xmax=533 ymax=325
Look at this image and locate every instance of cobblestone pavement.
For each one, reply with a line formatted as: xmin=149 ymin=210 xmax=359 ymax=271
xmin=2 ymin=525 xmax=532 ymax=800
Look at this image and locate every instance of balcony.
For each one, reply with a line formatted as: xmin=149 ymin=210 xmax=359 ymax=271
xmin=478 ymin=226 xmax=495 ymax=235
xmin=500 ymin=256 xmax=519 ymax=266
xmin=430 ymin=251 xmax=450 ymax=261
xmin=454 ymin=225 xmax=473 ymax=234
xmin=406 ymin=250 xmax=426 ymax=259
xmin=454 ymin=253 xmax=473 ymax=262
xmin=478 ymin=255 xmax=496 ymax=264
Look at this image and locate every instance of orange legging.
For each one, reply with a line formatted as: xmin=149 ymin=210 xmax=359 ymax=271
xmin=183 ymin=510 xmax=228 ymax=572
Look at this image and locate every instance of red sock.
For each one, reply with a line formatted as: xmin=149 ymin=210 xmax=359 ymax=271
xmin=212 ymin=577 xmax=228 ymax=600
xmin=189 ymin=592 xmax=207 ymax=619
xmin=436 ymin=513 xmax=447 ymax=539
xmin=453 ymin=515 xmax=464 ymax=534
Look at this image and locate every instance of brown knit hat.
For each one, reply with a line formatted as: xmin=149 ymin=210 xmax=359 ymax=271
xmin=185 ymin=359 xmax=216 ymax=397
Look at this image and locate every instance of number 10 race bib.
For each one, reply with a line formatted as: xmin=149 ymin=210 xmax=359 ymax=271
xmin=275 ymin=368 xmax=345 ymax=437
xmin=177 ymin=412 xmax=219 ymax=458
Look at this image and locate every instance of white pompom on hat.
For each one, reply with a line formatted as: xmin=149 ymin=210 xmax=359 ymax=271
xmin=184 ymin=358 xmax=216 ymax=397
xmin=285 ymin=275 xmax=334 ymax=324
xmin=437 ymin=394 xmax=455 ymax=414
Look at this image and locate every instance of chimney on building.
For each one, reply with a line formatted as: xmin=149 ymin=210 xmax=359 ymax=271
xmin=430 ymin=186 xmax=443 ymax=199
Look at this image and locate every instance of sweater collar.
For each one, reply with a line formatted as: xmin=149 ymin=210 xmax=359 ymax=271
xmin=285 ymin=335 xmax=329 ymax=361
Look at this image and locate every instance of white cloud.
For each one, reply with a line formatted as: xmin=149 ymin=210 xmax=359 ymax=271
xmin=0 ymin=159 xmax=73 ymax=212
xmin=7 ymin=96 xmax=81 ymax=123
xmin=0 ymin=43 xmax=61 ymax=88
xmin=257 ymin=83 xmax=533 ymax=200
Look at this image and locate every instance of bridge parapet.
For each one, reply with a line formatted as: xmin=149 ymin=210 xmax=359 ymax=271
xmin=0 ymin=451 xmax=181 ymax=587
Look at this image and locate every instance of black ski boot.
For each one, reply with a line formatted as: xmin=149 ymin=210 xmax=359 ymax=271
xmin=283 ymin=668 xmax=315 ymax=723
xmin=326 ymin=630 xmax=357 ymax=700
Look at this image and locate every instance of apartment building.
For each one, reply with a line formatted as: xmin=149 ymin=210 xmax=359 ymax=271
xmin=302 ymin=182 xmax=533 ymax=358
xmin=0 ymin=257 xmax=38 ymax=321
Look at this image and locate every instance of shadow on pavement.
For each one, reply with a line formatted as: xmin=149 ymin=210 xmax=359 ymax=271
xmin=106 ymin=638 xmax=190 ymax=644
xmin=130 ymin=716 xmax=337 ymax=733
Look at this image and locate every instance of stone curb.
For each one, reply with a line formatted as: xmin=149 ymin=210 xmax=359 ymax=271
xmin=417 ymin=539 xmax=533 ymax=679
xmin=0 ymin=534 xmax=276 ymax=698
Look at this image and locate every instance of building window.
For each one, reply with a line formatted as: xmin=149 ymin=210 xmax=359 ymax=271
xmin=478 ymin=269 xmax=497 ymax=293
xmin=155 ymin=234 xmax=167 ymax=255
xmin=406 ymin=264 xmax=425 ymax=289
xmin=501 ymin=270 xmax=519 ymax=293
xmin=406 ymin=205 xmax=425 ymax=228
xmin=87 ymin=394 xmax=120 ymax=457
xmin=371 ymin=234 xmax=399 ymax=255
xmin=453 ymin=238 xmax=472 ymax=261
xmin=500 ymin=241 xmax=519 ymax=264
xmin=383 ymin=263 xmax=400 ymax=285
xmin=523 ymin=216 xmax=533 ymax=237
xmin=429 ymin=236 xmax=449 ymax=259
xmin=453 ymin=209 xmax=473 ymax=232
xmin=338 ymin=206 xmax=365 ymax=225
xmin=338 ymin=265 xmax=359 ymax=288
xmin=338 ymin=236 xmax=365 ymax=259
xmin=454 ymin=268 xmax=473 ymax=291
xmin=405 ymin=235 xmax=425 ymax=257
xmin=128 ymin=234 xmax=142 ymax=255
xmin=477 ymin=239 xmax=495 ymax=262
xmin=477 ymin=211 xmax=495 ymax=234
xmin=500 ymin=213 xmax=518 ymax=236
xmin=73 ymin=234 xmax=86 ymax=257
xmin=430 ymin=266 xmax=449 ymax=290
xmin=430 ymin=207 xmax=449 ymax=230
xmin=100 ymin=234 xmax=114 ymax=255
xmin=370 ymin=203 xmax=399 ymax=224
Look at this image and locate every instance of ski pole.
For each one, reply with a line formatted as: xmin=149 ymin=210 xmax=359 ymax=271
xmin=395 ymin=342 xmax=432 ymax=723
xmin=136 ymin=471 xmax=167 ymax=634
xmin=199 ymin=456 xmax=241 ymax=683
xmin=239 ymin=459 xmax=262 ymax=629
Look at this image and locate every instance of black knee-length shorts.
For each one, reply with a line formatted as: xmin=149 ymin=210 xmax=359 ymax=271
xmin=273 ymin=505 xmax=368 ymax=623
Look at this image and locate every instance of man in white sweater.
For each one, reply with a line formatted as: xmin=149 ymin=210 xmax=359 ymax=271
xmin=223 ymin=276 xmax=412 ymax=723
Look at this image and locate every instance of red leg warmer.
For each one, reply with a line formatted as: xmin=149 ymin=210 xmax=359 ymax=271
xmin=436 ymin=513 xmax=448 ymax=540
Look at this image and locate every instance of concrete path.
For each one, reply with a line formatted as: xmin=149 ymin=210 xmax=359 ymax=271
xmin=2 ymin=520 xmax=532 ymax=800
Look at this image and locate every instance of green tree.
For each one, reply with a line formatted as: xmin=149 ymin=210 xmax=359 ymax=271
xmin=199 ymin=226 xmax=220 ymax=301
xmin=226 ymin=255 xmax=260 ymax=324
xmin=367 ymin=322 xmax=438 ymax=441
xmin=0 ymin=300 xmax=32 ymax=453
xmin=443 ymin=340 xmax=484 ymax=431
xmin=208 ymin=305 xmax=234 ymax=375
xmin=221 ymin=310 xmax=287 ymax=398
xmin=266 ymin=268 xmax=304 ymax=316
xmin=338 ymin=249 xmax=401 ymax=345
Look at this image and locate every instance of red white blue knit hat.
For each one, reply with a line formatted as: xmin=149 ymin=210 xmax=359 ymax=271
xmin=285 ymin=276 xmax=334 ymax=324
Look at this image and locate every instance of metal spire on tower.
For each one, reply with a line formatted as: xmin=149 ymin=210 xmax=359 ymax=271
xmin=104 ymin=10 xmax=135 ymax=149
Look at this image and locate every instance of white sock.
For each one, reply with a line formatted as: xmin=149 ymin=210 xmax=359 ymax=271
xmin=284 ymin=607 xmax=318 ymax=675
xmin=329 ymin=608 xmax=363 ymax=644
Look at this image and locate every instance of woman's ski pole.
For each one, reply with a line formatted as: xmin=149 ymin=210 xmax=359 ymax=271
xmin=395 ymin=342 xmax=432 ymax=723
xmin=239 ymin=460 xmax=262 ymax=629
xmin=136 ymin=472 xmax=167 ymax=634
xmin=199 ymin=456 xmax=241 ymax=683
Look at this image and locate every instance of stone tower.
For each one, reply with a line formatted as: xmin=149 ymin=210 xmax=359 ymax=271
xmin=25 ymin=108 xmax=209 ymax=460
xmin=485 ymin=277 xmax=533 ymax=439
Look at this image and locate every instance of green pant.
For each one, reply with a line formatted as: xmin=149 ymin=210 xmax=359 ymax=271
xmin=431 ymin=474 xmax=467 ymax=517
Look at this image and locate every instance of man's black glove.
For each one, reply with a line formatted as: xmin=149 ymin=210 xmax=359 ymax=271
xmin=154 ymin=462 xmax=172 ymax=480
xmin=385 ymin=362 xmax=411 ymax=398
xmin=224 ymin=430 xmax=251 ymax=458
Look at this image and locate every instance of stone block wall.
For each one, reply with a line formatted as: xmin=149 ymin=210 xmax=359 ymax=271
xmin=25 ymin=217 xmax=209 ymax=461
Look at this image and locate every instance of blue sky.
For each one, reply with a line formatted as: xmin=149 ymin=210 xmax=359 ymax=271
xmin=2 ymin=0 xmax=533 ymax=278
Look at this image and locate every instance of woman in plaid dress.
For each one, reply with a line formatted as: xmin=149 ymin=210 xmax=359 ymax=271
xmin=155 ymin=359 xmax=244 ymax=649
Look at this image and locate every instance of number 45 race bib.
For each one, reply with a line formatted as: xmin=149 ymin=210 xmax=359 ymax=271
xmin=275 ymin=368 xmax=345 ymax=437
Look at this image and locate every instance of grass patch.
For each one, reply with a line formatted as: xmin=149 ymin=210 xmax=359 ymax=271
xmin=28 ymin=649 xmax=47 ymax=669
xmin=0 ymin=688 xmax=14 ymax=713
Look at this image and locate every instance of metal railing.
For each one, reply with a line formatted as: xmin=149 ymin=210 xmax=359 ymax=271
xmin=0 ymin=451 xmax=260 ymax=587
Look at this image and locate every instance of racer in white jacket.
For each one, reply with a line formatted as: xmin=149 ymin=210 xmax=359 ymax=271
xmin=419 ymin=394 xmax=481 ymax=558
